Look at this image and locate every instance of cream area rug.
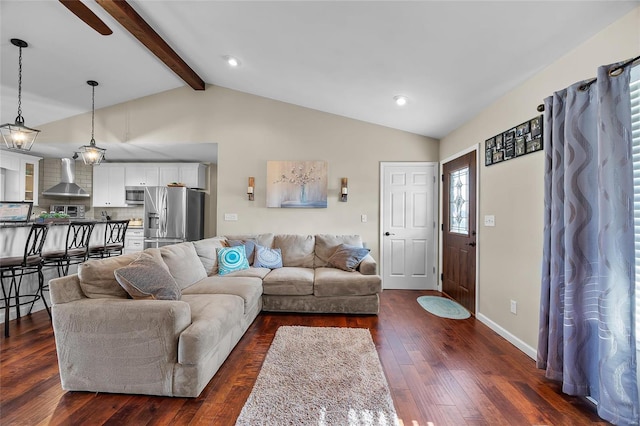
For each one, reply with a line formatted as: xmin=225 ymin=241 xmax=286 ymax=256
xmin=235 ymin=326 xmax=399 ymax=426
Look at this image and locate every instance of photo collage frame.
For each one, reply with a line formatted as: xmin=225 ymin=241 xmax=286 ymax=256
xmin=485 ymin=115 xmax=543 ymax=166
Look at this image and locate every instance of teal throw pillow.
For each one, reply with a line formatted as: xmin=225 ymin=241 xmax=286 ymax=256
xmin=218 ymin=246 xmax=250 ymax=275
xmin=253 ymin=245 xmax=283 ymax=269
xmin=327 ymin=244 xmax=370 ymax=272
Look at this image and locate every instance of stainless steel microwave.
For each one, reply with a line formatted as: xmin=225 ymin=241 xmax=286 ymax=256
xmin=125 ymin=187 xmax=145 ymax=205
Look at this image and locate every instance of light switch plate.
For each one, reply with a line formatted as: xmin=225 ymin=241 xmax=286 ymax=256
xmin=224 ymin=213 xmax=238 ymax=221
xmin=484 ymin=215 xmax=495 ymax=227
xmin=361 ymin=214 xmax=367 ymax=223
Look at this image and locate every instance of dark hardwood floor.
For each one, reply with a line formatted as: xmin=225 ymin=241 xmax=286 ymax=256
xmin=0 ymin=290 xmax=606 ymax=425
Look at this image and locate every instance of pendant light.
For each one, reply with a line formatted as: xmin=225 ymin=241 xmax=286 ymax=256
xmin=78 ymin=80 xmax=106 ymax=165
xmin=0 ymin=39 xmax=40 ymax=151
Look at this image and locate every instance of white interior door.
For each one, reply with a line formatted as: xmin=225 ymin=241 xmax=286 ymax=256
xmin=380 ymin=162 xmax=438 ymax=290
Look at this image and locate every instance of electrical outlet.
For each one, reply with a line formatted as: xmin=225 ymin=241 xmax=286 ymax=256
xmin=361 ymin=214 xmax=367 ymax=223
xmin=224 ymin=213 xmax=238 ymax=221
xmin=484 ymin=215 xmax=495 ymax=227
xmin=510 ymin=299 xmax=517 ymax=315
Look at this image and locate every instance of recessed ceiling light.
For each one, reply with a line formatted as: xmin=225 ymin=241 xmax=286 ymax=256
xmin=225 ymin=55 xmax=240 ymax=67
xmin=394 ymin=95 xmax=408 ymax=106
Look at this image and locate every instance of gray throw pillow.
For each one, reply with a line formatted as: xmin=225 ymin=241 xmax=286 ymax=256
xmin=114 ymin=254 xmax=181 ymax=300
xmin=327 ymin=244 xmax=371 ymax=272
xmin=227 ymin=239 xmax=257 ymax=265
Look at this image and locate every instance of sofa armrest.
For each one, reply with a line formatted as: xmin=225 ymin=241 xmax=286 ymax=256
xmin=358 ymin=255 xmax=377 ymax=275
xmin=52 ymin=299 xmax=192 ymax=395
xmin=49 ymin=274 xmax=86 ymax=305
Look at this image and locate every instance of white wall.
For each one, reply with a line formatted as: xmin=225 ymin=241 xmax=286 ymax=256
xmin=37 ymin=85 xmax=439 ymax=261
xmin=439 ymin=7 xmax=640 ymax=353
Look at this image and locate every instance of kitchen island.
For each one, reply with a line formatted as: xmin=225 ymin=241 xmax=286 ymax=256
xmin=0 ymin=220 xmax=139 ymax=324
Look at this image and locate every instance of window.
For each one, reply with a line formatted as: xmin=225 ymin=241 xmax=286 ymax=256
xmin=449 ymin=167 xmax=469 ymax=234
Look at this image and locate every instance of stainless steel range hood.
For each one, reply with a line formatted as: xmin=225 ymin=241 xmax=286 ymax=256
xmin=42 ymin=158 xmax=90 ymax=198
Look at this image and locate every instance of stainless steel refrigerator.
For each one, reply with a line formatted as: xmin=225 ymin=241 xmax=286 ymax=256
xmin=144 ymin=186 xmax=204 ymax=249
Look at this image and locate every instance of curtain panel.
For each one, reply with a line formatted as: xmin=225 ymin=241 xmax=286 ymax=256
xmin=538 ymin=62 xmax=638 ymax=425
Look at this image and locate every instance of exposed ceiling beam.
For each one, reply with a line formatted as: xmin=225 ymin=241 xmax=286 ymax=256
xmin=96 ymin=0 xmax=205 ymax=90
xmin=59 ymin=0 xmax=113 ymax=35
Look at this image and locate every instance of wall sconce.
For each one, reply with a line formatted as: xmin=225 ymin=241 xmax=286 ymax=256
xmin=340 ymin=178 xmax=348 ymax=202
xmin=248 ymin=177 xmax=255 ymax=201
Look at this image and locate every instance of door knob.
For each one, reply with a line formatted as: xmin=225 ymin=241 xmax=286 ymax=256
xmin=468 ymin=242 xmax=476 ymax=247
xmin=384 ymin=232 xmax=395 ymax=236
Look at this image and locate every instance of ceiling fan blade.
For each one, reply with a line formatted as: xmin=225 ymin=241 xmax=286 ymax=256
xmin=59 ymin=0 xmax=113 ymax=35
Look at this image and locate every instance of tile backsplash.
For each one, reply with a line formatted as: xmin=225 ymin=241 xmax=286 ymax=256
xmin=37 ymin=158 xmax=93 ymax=215
xmin=95 ymin=206 xmax=144 ymax=221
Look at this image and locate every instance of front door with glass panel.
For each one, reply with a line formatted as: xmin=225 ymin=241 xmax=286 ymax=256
xmin=442 ymin=151 xmax=477 ymax=313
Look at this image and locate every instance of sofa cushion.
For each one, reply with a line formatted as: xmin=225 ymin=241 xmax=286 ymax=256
xmin=178 ymin=294 xmax=244 ymax=365
xmin=314 ymin=267 xmax=382 ymax=297
xmin=181 ymin=276 xmax=263 ymax=313
xmin=223 ymin=267 xmax=272 ymax=279
xmin=217 ymin=246 xmax=250 ymax=275
xmin=255 ymin=233 xmax=275 ymax=249
xmin=274 ymin=234 xmax=315 ymax=268
xmin=114 ymin=253 xmax=181 ymax=300
xmin=227 ymin=239 xmax=257 ymax=265
xmin=160 ymin=243 xmax=208 ymax=289
xmin=253 ymin=245 xmax=283 ymax=269
xmin=78 ymin=252 xmax=143 ymax=299
xmin=314 ymin=234 xmax=364 ymax=267
xmin=225 ymin=233 xmax=275 ymax=249
xmin=192 ymin=237 xmax=227 ymax=276
xmin=262 ymin=294 xmax=379 ymax=314
xmin=262 ymin=267 xmax=314 ymax=295
xmin=327 ymin=244 xmax=371 ymax=272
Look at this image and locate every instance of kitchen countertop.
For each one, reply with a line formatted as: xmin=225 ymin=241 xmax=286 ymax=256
xmin=0 ymin=219 xmax=144 ymax=229
xmin=0 ymin=219 xmax=96 ymax=228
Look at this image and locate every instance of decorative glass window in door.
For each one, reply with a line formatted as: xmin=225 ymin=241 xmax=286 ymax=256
xmin=449 ymin=167 xmax=469 ymax=234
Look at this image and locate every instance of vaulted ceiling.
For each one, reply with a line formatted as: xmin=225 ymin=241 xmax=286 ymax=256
xmin=1 ymin=0 xmax=638 ymax=145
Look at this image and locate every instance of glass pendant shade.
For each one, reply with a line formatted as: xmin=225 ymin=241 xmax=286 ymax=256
xmin=0 ymin=117 xmax=39 ymax=151
xmin=1 ymin=39 xmax=40 ymax=151
xmin=79 ymin=139 xmax=106 ymax=165
xmin=79 ymin=80 xmax=106 ymax=165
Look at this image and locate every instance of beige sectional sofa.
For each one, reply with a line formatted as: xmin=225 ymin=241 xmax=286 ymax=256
xmin=49 ymin=234 xmax=381 ymax=397
xmin=222 ymin=233 xmax=380 ymax=314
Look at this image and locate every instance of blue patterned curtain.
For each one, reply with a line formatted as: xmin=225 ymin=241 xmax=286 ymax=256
xmin=538 ymin=62 xmax=639 ymax=425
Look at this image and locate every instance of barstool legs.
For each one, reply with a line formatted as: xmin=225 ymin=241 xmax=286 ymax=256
xmin=28 ymin=269 xmax=50 ymax=319
xmin=2 ymin=273 xmax=9 ymax=338
xmin=2 ymin=268 xmax=51 ymax=337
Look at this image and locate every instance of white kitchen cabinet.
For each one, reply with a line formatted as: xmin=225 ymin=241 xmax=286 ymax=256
xmin=124 ymin=227 xmax=144 ymax=254
xmin=179 ymin=163 xmax=207 ymax=189
xmin=158 ymin=163 xmax=207 ymax=189
xmin=93 ymin=165 xmax=126 ymax=207
xmin=158 ymin=165 xmax=180 ymax=187
xmin=2 ymin=151 xmax=40 ymax=206
xmin=125 ymin=164 xmax=159 ymax=187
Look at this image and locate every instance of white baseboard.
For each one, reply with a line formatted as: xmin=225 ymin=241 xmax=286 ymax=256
xmin=0 ymin=298 xmax=48 ymax=324
xmin=476 ymin=312 xmax=537 ymax=360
